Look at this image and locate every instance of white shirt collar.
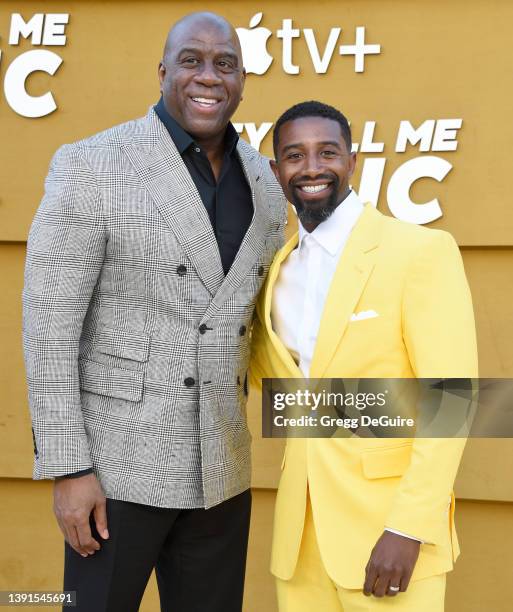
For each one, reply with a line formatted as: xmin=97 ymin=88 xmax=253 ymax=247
xmin=298 ymin=190 xmax=364 ymax=256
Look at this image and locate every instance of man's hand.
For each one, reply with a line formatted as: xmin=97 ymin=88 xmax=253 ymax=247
xmin=363 ymin=531 xmax=420 ymax=597
xmin=53 ymin=473 xmax=109 ymax=557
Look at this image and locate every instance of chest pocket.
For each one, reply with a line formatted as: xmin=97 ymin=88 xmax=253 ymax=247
xmin=96 ymin=326 xmax=150 ymax=362
xmin=361 ymin=443 xmax=413 ymax=479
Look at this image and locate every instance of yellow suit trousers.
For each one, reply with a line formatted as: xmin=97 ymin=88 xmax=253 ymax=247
xmin=276 ymin=494 xmax=446 ymax=612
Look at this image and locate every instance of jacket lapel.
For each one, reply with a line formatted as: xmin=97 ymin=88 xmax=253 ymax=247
xmin=209 ymin=140 xmax=270 ymax=312
xmin=310 ymin=204 xmax=384 ymax=378
xmin=123 ymin=109 xmax=225 ymax=297
xmin=263 ymin=234 xmax=304 ymax=377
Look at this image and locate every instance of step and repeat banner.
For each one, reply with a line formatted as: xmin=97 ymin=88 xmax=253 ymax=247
xmin=0 ymin=1 xmax=512 ymax=493
xmin=0 ymin=1 xmax=511 ymax=243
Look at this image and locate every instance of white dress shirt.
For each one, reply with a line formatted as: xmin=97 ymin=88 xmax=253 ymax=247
xmin=271 ymin=190 xmax=423 ymax=544
xmin=272 ymin=190 xmax=363 ymax=378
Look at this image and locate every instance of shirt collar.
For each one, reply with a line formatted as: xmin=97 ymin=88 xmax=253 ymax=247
xmin=154 ymin=96 xmax=239 ymax=156
xmin=298 ymin=190 xmax=365 ymax=256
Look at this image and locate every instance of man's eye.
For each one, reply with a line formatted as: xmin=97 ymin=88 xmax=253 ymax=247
xmin=217 ymin=60 xmax=235 ymax=71
xmin=183 ymin=57 xmax=199 ymax=65
xmin=321 ymin=150 xmax=337 ymax=157
xmin=287 ymin=153 xmax=303 ymax=160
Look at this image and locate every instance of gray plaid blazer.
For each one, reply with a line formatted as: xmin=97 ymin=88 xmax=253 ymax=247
xmin=22 ymin=108 xmax=286 ymax=509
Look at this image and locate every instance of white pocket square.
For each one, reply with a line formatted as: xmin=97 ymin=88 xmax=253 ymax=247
xmin=350 ymin=309 xmax=379 ymax=322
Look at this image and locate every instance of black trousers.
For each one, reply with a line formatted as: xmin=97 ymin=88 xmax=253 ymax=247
xmin=63 ymin=489 xmax=251 ymax=612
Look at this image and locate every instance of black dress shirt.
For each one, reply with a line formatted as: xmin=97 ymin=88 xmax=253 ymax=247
xmin=154 ymin=96 xmax=254 ymax=275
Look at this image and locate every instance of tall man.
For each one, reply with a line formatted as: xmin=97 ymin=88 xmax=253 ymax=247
xmin=22 ymin=12 xmax=286 ymax=612
xmin=251 ymin=101 xmax=477 ymax=611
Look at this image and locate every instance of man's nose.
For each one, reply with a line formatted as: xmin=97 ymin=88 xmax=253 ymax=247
xmin=303 ymin=152 xmax=325 ymax=175
xmin=194 ymin=61 xmax=223 ymax=87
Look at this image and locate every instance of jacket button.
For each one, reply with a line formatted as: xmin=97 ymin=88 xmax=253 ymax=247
xmin=177 ymin=264 xmax=187 ymax=276
xmin=239 ymin=325 xmax=247 ymax=336
xmin=184 ymin=377 xmax=195 ymax=387
xmin=199 ymin=324 xmax=208 ymax=334
xmin=257 ymin=265 xmax=264 ymax=277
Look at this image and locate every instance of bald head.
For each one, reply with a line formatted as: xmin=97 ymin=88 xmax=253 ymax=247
xmin=158 ymin=12 xmax=245 ymax=147
xmin=163 ymin=12 xmax=242 ymax=64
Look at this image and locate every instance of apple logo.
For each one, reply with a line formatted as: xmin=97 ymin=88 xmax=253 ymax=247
xmin=236 ymin=12 xmax=273 ymax=75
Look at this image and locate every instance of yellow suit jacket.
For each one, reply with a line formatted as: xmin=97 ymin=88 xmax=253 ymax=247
xmin=251 ymin=203 xmax=478 ymax=589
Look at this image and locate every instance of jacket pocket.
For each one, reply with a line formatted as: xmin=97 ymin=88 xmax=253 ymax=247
xmin=79 ymin=359 xmax=144 ymax=402
xmin=31 ymin=427 xmax=38 ymax=458
xmin=243 ymin=372 xmax=248 ymax=397
xmin=361 ymin=443 xmax=413 ymax=479
xmin=95 ymin=326 xmax=150 ymax=362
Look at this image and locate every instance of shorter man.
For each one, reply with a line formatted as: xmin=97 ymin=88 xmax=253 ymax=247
xmin=251 ymin=101 xmax=477 ymax=611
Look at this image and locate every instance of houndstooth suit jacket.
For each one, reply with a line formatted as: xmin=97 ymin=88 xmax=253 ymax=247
xmin=22 ymin=107 xmax=286 ymax=509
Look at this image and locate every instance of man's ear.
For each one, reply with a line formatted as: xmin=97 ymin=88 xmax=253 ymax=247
xmin=240 ymin=67 xmax=247 ymax=100
xmin=348 ymin=152 xmax=357 ymax=178
xmin=270 ymin=159 xmax=280 ymax=182
xmin=158 ymin=61 xmax=166 ymax=91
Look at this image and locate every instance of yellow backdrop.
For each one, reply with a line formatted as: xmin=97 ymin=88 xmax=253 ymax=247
xmin=0 ymin=1 xmax=512 ymax=610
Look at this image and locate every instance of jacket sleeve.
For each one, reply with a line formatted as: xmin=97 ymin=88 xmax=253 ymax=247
xmin=22 ymin=144 xmax=106 ymax=479
xmin=384 ymin=230 xmax=478 ymax=545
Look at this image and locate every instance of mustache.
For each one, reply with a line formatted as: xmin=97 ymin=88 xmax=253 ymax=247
xmin=290 ymin=173 xmax=337 ymax=187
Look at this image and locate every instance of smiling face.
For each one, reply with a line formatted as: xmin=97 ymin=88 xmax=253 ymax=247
xmin=271 ymin=116 xmax=356 ymax=231
xmin=158 ymin=15 xmax=246 ymax=146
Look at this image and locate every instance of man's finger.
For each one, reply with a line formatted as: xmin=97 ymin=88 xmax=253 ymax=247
xmin=363 ymin=564 xmax=378 ymax=596
xmin=400 ymin=571 xmax=413 ymax=593
xmin=93 ymin=498 xmax=109 ymax=540
xmin=75 ymin=516 xmax=100 ymax=555
xmin=56 ymin=517 xmax=80 ymax=556
xmin=57 ymin=513 xmax=87 ymax=557
xmin=70 ymin=526 xmax=89 ymax=557
xmin=62 ymin=521 xmax=87 ymax=557
xmin=372 ymin=571 xmax=392 ymax=598
xmin=386 ymin=570 xmax=403 ymax=597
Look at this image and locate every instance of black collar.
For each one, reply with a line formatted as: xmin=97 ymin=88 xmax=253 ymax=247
xmin=154 ymin=97 xmax=239 ymax=156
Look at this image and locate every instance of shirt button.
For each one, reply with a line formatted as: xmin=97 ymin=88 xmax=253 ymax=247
xmin=194 ymin=147 xmax=201 ymax=153
xmin=239 ymin=325 xmax=247 ymax=336
xmin=176 ymin=264 xmax=187 ymax=276
xmin=184 ymin=377 xmax=195 ymax=387
xmin=199 ymin=324 xmax=208 ymax=334
xmin=257 ymin=265 xmax=265 ymax=277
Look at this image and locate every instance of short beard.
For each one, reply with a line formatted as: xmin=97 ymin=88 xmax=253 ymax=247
xmin=291 ymin=177 xmax=341 ymax=227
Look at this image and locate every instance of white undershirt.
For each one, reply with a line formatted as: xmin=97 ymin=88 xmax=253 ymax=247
xmin=271 ymin=190 xmax=424 ymax=544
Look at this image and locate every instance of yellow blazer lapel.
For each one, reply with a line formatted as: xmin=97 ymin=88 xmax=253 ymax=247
xmin=310 ymin=204 xmax=384 ymax=378
xmin=263 ymin=233 xmax=304 ymax=377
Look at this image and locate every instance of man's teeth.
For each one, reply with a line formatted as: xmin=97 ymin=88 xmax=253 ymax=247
xmin=300 ymin=184 xmax=329 ymax=193
xmin=192 ymin=97 xmax=218 ymax=105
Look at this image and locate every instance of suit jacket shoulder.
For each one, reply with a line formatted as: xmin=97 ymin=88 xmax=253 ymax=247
xmin=377 ymin=209 xmax=459 ymax=262
xmin=236 ymin=136 xmax=287 ymax=224
xmin=236 ymin=137 xmax=281 ymax=190
xmin=53 ymin=109 xmax=162 ymax=164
